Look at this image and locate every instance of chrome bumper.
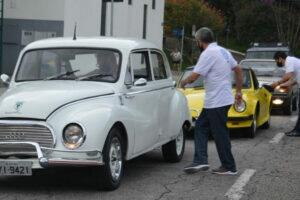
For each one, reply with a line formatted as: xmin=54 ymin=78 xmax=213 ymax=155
xmin=0 ymin=142 xmax=104 ymax=169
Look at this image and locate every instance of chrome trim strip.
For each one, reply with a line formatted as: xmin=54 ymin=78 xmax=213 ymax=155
xmin=0 ymin=120 xmax=56 ymax=147
xmin=0 ymin=142 xmax=44 ymax=158
xmin=0 ymin=142 xmax=104 ymax=168
xmin=125 ymin=85 xmax=174 ymax=96
xmin=46 ymin=92 xmax=115 ymax=119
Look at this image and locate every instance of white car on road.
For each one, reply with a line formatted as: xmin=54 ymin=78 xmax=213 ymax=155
xmin=0 ymin=37 xmax=191 ymax=190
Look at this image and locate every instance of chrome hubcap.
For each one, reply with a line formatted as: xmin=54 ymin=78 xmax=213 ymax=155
xmin=176 ymin=129 xmax=184 ymax=155
xmin=109 ymin=137 xmax=122 ymax=181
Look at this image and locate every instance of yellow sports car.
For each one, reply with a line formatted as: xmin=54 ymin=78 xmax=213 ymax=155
xmin=179 ymin=67 xmax=272 ymax=138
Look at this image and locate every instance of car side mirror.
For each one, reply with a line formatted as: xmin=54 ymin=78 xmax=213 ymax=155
xmin=134 ymin=78 xmax=147 ymax=87
xmin=0 ymin=74 xmax=10 ymax=86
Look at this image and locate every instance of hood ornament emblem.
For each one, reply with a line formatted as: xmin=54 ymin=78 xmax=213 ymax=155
xmin=14 ymin=101 xmax=24 ymax=112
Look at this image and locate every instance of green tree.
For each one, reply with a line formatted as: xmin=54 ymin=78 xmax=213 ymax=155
xmin=235 ymin=2 xmax=278 ymax=44
xmin=164 ymin=0 xmax=224 ymax=37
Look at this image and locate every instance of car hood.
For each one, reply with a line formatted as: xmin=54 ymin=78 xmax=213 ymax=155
xmin=0 ymin=81 xmax=115 ymax=120
xmin=257 ymin=76 xmax=281 ymax=86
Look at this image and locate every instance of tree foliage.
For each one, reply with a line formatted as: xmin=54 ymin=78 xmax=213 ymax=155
xmin=164 ymin=0 xmax=224 ymax=37
xmin=272 ymin=1 xmax=300 ymax=51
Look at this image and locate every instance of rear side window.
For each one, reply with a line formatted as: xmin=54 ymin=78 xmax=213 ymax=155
xmin=130 ymin=51 xmax=152 ymax=81
xmin=151 ymin=51 xmax=168 ymax=80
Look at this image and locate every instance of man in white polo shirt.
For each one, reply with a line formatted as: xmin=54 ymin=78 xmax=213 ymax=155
xmin=272 ymin=52 xmax=300 ymax=137
xmin=181 ymin=27 xmax=243 ymax=175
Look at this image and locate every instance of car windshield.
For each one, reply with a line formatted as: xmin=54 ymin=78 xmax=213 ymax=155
xmin=246 ymin=51 xmax=288 ymax=59
xmin=16 ymin=48 xmax=121 ymax=82
xmin=180 ymin=69 xmax=251 ymax=89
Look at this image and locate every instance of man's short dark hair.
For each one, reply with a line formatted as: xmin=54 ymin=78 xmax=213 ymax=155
xmin=274 ymin=51 xmax=287 ymax=60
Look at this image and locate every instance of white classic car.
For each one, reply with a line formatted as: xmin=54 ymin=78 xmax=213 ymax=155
xmin=0 ymin=37 xmax=191 ymax=190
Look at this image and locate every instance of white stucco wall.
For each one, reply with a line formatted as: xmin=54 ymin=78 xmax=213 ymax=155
xmin=4 ymin=0 xmax=65 ymax=21
xmin=4 ymin=0 xmax=165 ymax=48
xmin=108 ymin=0 xmax=165 ymax=48
xmin=64 ymin=0 xmax=102 ymax=37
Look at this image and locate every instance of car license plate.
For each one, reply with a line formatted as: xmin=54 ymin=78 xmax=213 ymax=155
xmin=0 ymin=161 xmax=32 ymax=176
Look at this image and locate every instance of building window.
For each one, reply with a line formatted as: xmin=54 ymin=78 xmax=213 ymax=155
xmin=128 ymin=0 xmax=132 ymax=5
xmin=152 ymin=0 xmax=156 ymax=9
xmin=143 ymin=4 xmax=148 ymax=39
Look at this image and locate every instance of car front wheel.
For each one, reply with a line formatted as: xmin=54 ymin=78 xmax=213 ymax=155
xmin=93 ymin=128 xmax=124 ymax=191
xmin=162 ymin=128 xmax=185 ymax=163
xmin=247 ymin=113 xmax=257 ymax=138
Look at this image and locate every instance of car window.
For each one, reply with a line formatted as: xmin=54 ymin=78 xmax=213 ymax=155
xmin=151 ymin=51 xmax=168 ymax=80
xmin=130 ymin=51 xmax=152 ymax=81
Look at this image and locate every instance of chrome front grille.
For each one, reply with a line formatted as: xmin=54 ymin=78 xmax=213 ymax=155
xmin=0 ymin=122 xmax=54 ymax=148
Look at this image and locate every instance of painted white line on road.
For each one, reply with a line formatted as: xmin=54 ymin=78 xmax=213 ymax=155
xmin=290 ymin=116 xmax=298 ymax=122
xmin=225 ymin=169 xmax=256 ymax=200
xmin=269 ymin=132 xmax=285 ymax=144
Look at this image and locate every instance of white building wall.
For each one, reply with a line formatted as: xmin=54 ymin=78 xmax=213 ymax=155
xmin=4 ymin=0 xmax=165 ymax=47
xmin=4 ymin=0 xmax=64 ymax=21
xmin=64 ymin=0 xmax=102 ymax=37
xmin=111 ymin=0 xmax=165 ymax=49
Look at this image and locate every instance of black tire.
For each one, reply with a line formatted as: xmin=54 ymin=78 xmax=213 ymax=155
xmin=247 ymin=112 xmax=257 ymax=138
xmin=162 ymin=128 xmax=185 ymax=163
xmin=93 ymin=128 xmax=124 ymax=191
xmin=284 ymin=99 xmax=293 ymax=115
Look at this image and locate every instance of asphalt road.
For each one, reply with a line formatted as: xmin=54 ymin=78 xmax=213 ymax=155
xmin=0 ymin=111 xmax=299 ymax=200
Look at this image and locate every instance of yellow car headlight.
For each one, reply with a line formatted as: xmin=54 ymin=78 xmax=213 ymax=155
xmin=234 ymin=100 xmax=247 ymax=113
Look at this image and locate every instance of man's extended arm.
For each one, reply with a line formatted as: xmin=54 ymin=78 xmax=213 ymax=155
xmin=180 ymin=72 xmax=200 ymax=88
xmin=271 ymin=72 xmax=293 ymax=88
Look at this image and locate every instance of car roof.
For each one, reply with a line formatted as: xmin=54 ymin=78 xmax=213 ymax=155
xmin=23 ymin=37 xmax=160 ymax=52
xmin=247 ymin=47 xmax=289 ymax=52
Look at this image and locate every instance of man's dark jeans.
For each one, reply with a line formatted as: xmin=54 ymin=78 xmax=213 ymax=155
xmin=293 ymin=90 xmax=300 ymax=134
xmin=193 ymin=105 xmax=236 ymax=171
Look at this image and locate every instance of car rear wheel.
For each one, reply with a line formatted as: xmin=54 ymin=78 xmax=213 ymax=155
xmin=162 ymin=128 xmax=185 ymax=163
xmin=247 ymin=112 xmax=257 ymax=138
xmin=93 ymin=128 xmax=124 ymax=191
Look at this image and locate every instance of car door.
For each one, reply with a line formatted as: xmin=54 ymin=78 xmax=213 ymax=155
xmin=251 ymin=70 xmax=269 ymax=121
xmin=150 ymin=50 xmax=175 ymax=140
xmin=124 ymin=50 xmax=160 ymax=154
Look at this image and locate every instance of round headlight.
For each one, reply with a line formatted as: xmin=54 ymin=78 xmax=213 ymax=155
xmin=63 ymin=124 xmax=85 ymax=149
xmin=234 ymin=100 xmax=247 ymax=113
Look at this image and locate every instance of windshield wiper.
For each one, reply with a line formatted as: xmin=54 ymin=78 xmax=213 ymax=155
xmin=78 ymin=73 xmax=112 ymax=81
xmin=44 ymin=70 xmax=80 ymax=80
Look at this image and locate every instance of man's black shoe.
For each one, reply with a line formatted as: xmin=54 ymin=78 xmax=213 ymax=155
xmin=285 ymin=131 xmax=300 ymax=137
